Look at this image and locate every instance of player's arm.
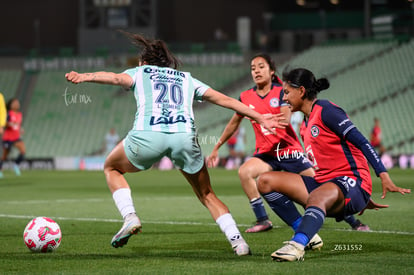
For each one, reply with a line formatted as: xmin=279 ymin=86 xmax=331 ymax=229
xmin=322 ymin=104 xmax=411 ymax=198
xmin=207 ymin=113 xmax=243 ymax=167
xmin=203 ymin=88 xmax=287 ymax=133
xmin=65 ymin=71 xmax=133 ymax=89
xmin=280 ymin=105 xmax=292 ymax=124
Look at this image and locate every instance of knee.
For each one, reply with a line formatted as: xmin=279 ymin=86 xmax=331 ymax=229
xmin=257 ymin=172 xmax=274 ymax=193
xmin=103 ymin=160 xmax=122 ymax=177
xmin=238 ymin=163 xmax=256 ymax=180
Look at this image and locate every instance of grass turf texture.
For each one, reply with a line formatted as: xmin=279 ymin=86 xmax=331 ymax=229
xmin=0 ymin=168 xmax=413 ymax=274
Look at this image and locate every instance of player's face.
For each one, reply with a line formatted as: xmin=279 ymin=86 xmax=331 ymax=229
xmin=282 ymin=83 xmax=304 ymax=112
xmin=10 ymin=99 xmax=20 ymax=111
xmin=250 ymin=57 xmax=274 ymax=86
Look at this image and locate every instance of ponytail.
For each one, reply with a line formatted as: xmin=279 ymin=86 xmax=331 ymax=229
xmin=120 ymin=30 xmax=181 ymax=69
xmin=282 ymin=68 xmax=329 ymax=100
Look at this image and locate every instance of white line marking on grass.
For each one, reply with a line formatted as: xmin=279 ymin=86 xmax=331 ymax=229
xmin=1 ymin=198 xmax=106 ymax=205
xmin=1 ymin=214 xmax=413 ymax=235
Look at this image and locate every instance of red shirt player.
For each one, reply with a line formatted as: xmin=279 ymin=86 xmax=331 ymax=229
xmin=0 ymin=98 xmax=25 ymax=177
xmin=3 ymin=109 xmax=22 ymax=142
xmin=370 ymin=117 xmax=384 ymax=155
xmin=238 ymin=83 xmax=304 ymax=157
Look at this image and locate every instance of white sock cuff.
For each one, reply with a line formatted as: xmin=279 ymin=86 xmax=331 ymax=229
xmin=112 ymin=188 xmax=135 ymax=219
xmin=216 ymin=213 xmax=235 ymax=228
xmin=112 ymin=188 xmax=131 ymax=200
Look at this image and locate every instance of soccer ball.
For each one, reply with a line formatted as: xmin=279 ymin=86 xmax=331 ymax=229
xmin=23 ymin=217 xmax=62 ymax=253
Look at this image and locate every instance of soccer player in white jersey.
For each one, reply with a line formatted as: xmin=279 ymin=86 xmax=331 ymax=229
xmin=65 ymin=31 xmax=287 ymax=256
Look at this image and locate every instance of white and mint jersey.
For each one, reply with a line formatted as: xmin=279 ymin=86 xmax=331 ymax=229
xmin=123 ymin=65 xmax=210 ymax=133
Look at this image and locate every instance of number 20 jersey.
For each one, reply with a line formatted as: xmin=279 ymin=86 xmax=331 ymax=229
xmin=124 ymin=65 xmax=210 ymax=133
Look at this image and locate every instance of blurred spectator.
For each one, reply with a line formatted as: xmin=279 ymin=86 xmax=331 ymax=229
xmin=92 ymin=127 xmax=120 ymax=156
xmin=104 ymin=128 xmax=120 ymax=155
xmin=370 ymin=117 xmax=385 ymax=156
xmin=225 ymin=127 xmax=246 ymax=169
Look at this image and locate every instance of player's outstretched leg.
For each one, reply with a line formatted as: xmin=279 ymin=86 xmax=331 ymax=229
xmin=104 ymin=142 xmax=142 ymax=248
xmin=181 ymin=164 xmax=251 ymax=256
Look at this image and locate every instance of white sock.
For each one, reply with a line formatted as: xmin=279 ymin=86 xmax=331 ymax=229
xmin=112 ymin=188 xmax=136 ymax=219
xmin=216 ymin=213 xmax=244 ymax=245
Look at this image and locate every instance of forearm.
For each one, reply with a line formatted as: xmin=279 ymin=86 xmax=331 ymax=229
xmin=66 ymin=71 xmax=132 ymax=88
xmin=346 ymin=128 xmax=386 ymax=176
xmin=214 ymin=115 xmax=242 ymax=151
xmin=204 ymin=89 xmax=263 ymax=124
xmin=80 ymin=72 xmax=123 ymax=85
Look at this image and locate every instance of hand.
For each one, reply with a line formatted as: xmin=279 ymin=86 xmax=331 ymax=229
xmin=358 ymin=198 xmax=389 ymax=215
xmin=65 ymin=71 xmax=84 ymax=84
xmin=261 ymin=113 xmax=288 ymax=135
xmin=207 ymin=149 xmax=220 ymax=168
xmin=379 ymin=172 xmax=411 ymax=199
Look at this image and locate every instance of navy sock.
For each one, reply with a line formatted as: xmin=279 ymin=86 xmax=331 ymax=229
xmin=250 ymin=197 xmax=268 ymax=222
xmin=0 ymin=160 xmax=3 ymax=170
xmin=262 ymin=191 xmax=302 ymax=228
xmin=293 ymin=206 xmax=326 ymax=246
xmin=291 ymin=217 xmax=302 ymax=231
xmin=343 ymin=215 xmax=357 ymax=227
xmin=16 ymin=154 xmax=24 ymax=165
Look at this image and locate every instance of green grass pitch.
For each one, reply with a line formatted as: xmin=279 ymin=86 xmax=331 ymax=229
xmin=0 ymin=168 xmax=412 ymax=274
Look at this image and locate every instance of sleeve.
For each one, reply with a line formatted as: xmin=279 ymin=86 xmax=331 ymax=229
xmin=0 ymin=93 xmax=6 ymax=127
xmin=279 ymin=89 xmax=289 ymax=107
xmin=321 ymin=102 xmax=386 ymax=176
xmin=346 ymin=128 xmax=387 ymax=176
xmin=192 ymin=77 xmax=210 ymax=102
xmin=320 ymin=102 xmax=355 ymax=138
xmin=122 ymin=67 xmax=138 ymax=90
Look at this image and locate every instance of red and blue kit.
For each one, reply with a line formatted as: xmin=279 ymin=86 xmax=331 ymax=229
xmin=238 ymin=83 xmax=304 ymax=158
xmin=3 ymin=110 xmax=22 ymax=141
xmin=301 ymin=100 xmax=386 ymax=196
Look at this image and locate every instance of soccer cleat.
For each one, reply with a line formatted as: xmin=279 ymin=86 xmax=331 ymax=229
xmin=245 ymin=219 xmax=273 ymax=233
xmin=305 ymin=233 xmax=323 ymax=251
xmin=111 ymin=215 xmax=142 ymax=248
xmin=232 ymin=240 xmax=252 ymax=256
xmin=352 ymin=220 xmax=370 ymax=231
xmin=271 ymin=241 xmax=305 ymax=262
xmin=13 ymin=164 xmax=21 ymax=176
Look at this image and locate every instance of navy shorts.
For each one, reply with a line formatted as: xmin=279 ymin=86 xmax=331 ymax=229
xmin=3 ymin=139 xmax=22 ymax=150
xmin=254 ymin=153 xmax=313 ymax=173
xmin=301 ymin=175 xmax=371 ymax=221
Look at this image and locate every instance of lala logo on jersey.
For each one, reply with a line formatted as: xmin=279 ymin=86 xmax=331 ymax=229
xmin=310 ymin=125 xmax=320 ymax=137
xmin=149 ymin=110 xmax=187 ymax=125
xmin=269 ymin=97 xmax=279 ymax=108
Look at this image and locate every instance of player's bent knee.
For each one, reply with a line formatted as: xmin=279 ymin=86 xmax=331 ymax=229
xmin=257 ymin=172 xmax=273 ymax=193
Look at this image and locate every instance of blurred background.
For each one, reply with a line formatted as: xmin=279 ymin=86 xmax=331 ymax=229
xmin=0 ymin=0 xmax=413 ymax=170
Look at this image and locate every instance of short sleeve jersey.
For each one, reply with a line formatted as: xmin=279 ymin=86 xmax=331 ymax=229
xmin=238 ymin=83 xmax=304 ymax=157
xmin=3 ymin=110 xmax=22 ymax=141
xmin=301 ymin=99 xmax=372 ymax=194
xmin=123 ymin=65 xmax=210 ymax=133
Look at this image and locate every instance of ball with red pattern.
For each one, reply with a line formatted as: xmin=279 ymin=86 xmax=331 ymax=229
xmin=23 ymin=217 xmax=62 ymax=253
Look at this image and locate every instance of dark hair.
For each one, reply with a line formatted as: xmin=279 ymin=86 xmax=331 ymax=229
xmin=6 ymin=98 xmax=18 ymax=111
xmin=120 ymin=30 xmax=181 ymax=69
xmin=282 ymin=68 xmax=329 ymax=100
xmin=251 ymin=53 xmax=282 ymax=84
